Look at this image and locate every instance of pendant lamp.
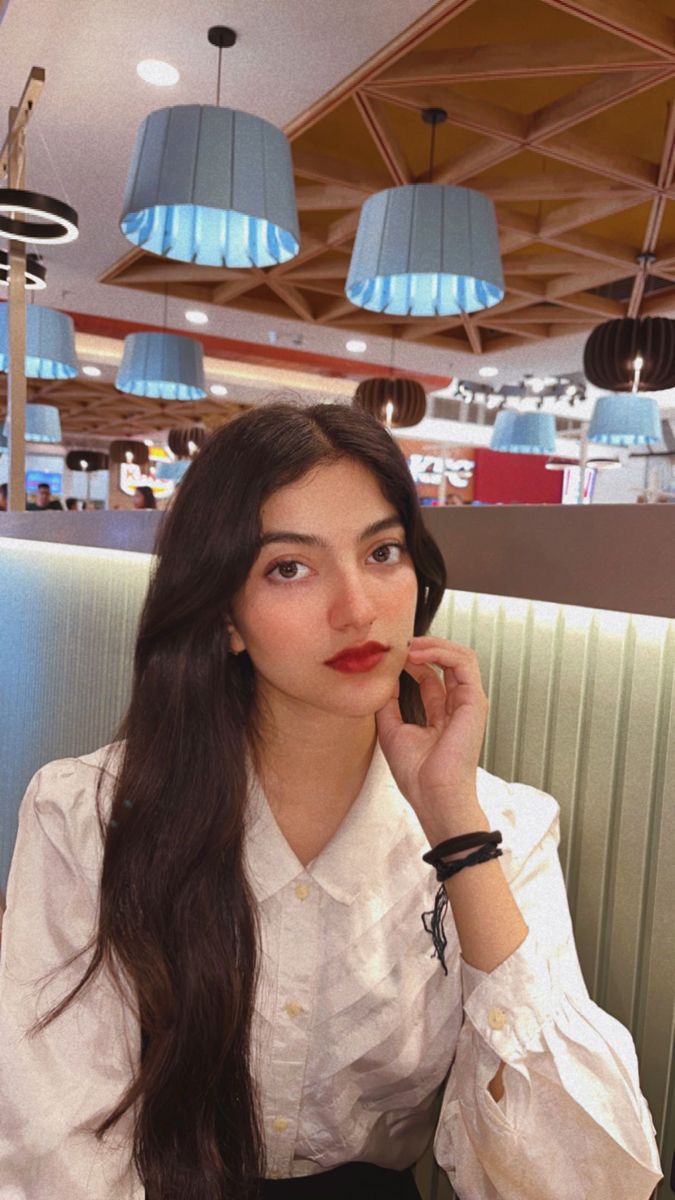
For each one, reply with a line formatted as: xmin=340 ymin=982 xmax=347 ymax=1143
xmin=587 ymin=393 xmax=662 ymax=446
xmin=346 ymin=108 xmax=503 ymax=317
xmin=65 ymin=450 xmax=109 ymax=472
xmin=156 ymin=459 xmax=191 ymax=484
xmin=583 ymin=316 xmax=675 ymax=392
xmin=0 ymin=250 xmax=47 ymax=289
xmin=353 ymin=377 xmax=426 ymax=428
xmin=0 ymin=303 xmax=78 ymax=378
xmin=490 ymin=411 xmax=557 ymax=454
xmin=167 ymin=426 xmax=208 ymax=457
xmin=116 ymin=331 xmax=206 ymax=400
xmin=0 ymin=189 xmax=79 ymax=244
xmin=2 ymin=402 xmax=62 ymax=443
xmin=119 ymin=27 xmax=299 ymax=269
xmin=109 ymin=440 xmax=150 ymax=468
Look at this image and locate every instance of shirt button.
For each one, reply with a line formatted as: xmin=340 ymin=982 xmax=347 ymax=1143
xmin=272 ymin=1116 xmax=289 ymax=1132
xmin=488 ymin=1006 xmax=507 ymax=1030
xmin=295 ymin=882 xmax=310 ymax=900
xmin=284 ymin=1000 xmax=304 ymax=1018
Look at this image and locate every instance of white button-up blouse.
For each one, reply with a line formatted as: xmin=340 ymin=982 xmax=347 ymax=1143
xmin=0 ymin=740 xmax=664 ymax=1199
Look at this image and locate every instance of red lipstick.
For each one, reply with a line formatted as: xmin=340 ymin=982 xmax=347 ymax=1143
xmin=324 ymin=641 xmax=390 ymax=673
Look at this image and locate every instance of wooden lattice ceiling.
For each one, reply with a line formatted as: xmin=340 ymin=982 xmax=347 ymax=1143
xmin=0 ymin=375 xmax=251 ymax=439
xmin=100 ymin=0 xmax=675 ymax=361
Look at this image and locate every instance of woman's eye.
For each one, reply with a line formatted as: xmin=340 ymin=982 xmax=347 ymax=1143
xmin=265 ymin=540 xmax=406 ymax=583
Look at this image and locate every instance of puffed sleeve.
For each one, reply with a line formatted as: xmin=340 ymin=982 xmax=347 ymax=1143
xmin=0 ymin=758 xmax=144 ymax=1200
xmin=432 ymin=779 xmax=664 ymax=1200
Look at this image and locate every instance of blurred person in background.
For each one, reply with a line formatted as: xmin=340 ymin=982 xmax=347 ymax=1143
xmin=133 ymin=485 xmax=157 ymax=510
xmin=27 ymin=482 xmax=64 ymax=511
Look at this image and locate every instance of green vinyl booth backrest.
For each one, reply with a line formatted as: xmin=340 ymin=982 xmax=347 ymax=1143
xmin=0 ymin=537 xmax=672 ymax=1199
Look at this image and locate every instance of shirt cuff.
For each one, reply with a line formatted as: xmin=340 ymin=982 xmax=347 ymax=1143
xmin=461 ymin=925 xmax=566 ymax=1060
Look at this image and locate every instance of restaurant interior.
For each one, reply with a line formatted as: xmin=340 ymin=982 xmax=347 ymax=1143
xmin=0 ymin=3 xmax=673 ymax=1197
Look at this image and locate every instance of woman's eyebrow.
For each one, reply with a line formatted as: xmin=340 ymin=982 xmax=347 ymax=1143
xmin=258 ymin=515 xmax=404 ymax=549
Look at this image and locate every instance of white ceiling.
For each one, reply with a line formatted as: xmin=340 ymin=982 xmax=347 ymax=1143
xmin=0 ymin=0 xmax=673 ymax=402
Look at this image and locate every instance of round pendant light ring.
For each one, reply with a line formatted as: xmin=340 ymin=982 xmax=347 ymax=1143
xmin=0 ymin=189 xmax=79 ymax=244
xmin=0 ymin=249 xmax=47 ymax=289
xmin=208 ymin=26 xmax=237 ymax=48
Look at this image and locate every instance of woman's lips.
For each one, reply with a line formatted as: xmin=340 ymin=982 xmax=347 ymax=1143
xmin=326 ymin=650 xmax=388 ymax=673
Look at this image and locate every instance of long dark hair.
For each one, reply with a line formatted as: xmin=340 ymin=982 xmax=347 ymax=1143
xmin=26 ymin=402 xmax=448 ymax=1199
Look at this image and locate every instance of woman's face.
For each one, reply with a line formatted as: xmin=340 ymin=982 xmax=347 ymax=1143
xmin=133 ymin=490 xmax=146 ymax=509
xmin=227 ymin=460 xmax=420 ymax=719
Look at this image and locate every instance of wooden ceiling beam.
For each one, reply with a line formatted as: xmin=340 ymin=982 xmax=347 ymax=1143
xmin=628 ymin=101 xmax=675 ymax=317
xmin=292 ymin=144 xmax=386 ymax=193
xmin=478 ymin=321 xmax=550 ymax=340
xmin=503 ymin=250 xmax=608 ymax=273
xmin=539 ymin=191 xmax=647 ymax=238
xmin=366 ymin=84 xmax=526 ymax=144
xmin=541 ymin=291 xmax=626 ymax=318
xmin=537 ymin=130 xmax=659 ymax=192
xmin=466 ymin=169 xmax=640 ymax=201
xmin=211 ymin=278 xmax=260 ymax=305
xmin=353 ymin=92 xmax=411 ymax=185
xmin=528 ymin=67 xmax=675 ymax=142
xmin=537 ymin=0 xmax=675 ymax=60
xmin=295 ymin=183 xmax=369 ymax=209
xmin=431 ymin=139 xmax=517 ymax=186
xmin=541 ymin=228 xmax=640 ymax=269
xmin=459 ymin=313 xmax=482 ymax=353
xmin=284 ymin=0 xmax=481 ymax=138
xmin=545 ymin=263 xmax=637 ymax=297
xmin=264 ymin=280 xmax=316 ymax=323
xmin=373 ymin=38 xmax=664 ymax=85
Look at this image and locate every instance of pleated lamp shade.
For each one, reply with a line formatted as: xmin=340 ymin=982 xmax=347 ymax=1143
xmin=155 ymin=459 xmax=191 ymax=483
xmin=167 ymin=426 xmax=208 ymax=458
xmin=66 ymin=450 xmax=109 ymax=472
xmin=490 ymin=411 xmax=557 ymax=454
xmin=588 ymin=394 xmax=662 ymax=446
xmin=116 ymin=331 xmax=206 ymax=400
xmin=0 ymin=304 xmax=78 ymax=379
xmin=109 ymin=440 xmax=150 ymax=467
xmin=583 ymin=317 xmax=675 ymax=392
xmin=2 ymin=403 xmax=62 ymax=444
xmin=353 ymin=377 xmax=427 ymax=427
xmin=120 ymin=105 xmax=300 ymax=269
xmin=345 ymin=184 xmax=504 ymax=316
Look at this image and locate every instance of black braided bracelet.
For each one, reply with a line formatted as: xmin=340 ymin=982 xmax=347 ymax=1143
xmin=421 ymin=831 xmax=504 ymax=976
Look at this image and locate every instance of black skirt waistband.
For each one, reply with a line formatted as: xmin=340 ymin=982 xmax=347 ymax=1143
xmin=257 ymin=1161 xmax=421 ymax=1199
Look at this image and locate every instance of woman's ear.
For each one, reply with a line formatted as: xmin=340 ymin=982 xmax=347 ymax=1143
xmin=225 ymin=616 xmax=246 ymax=656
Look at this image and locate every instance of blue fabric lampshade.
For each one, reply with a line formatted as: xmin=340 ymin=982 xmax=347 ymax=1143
xmin=0 ymin=303 xmax=78 ymax=379
xmin=155 ymin=459 xmax=191 ymax=483
xmin=120 ymin=105 xmax=300 ymax=268
xmin=588 ymin=393 xmax=662 ymax=446
xmin=116 ymin=331 xmax=207 ymax=400
xmin=2 ymin=402 xmax=62 ymax=443
xmin=345 ymin=184 xmax=504 ymax=316
xmin=490 ymin=410 xmax=557 ymax=454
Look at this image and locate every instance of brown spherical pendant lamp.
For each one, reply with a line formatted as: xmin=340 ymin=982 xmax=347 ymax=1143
xmin=167 ymin=426 xmax=208 ymax=459
xmin=583 ymin=316 xmax=675 ymax=392
xmin=109 ymin=439 xmax=150 ymax=467
xmin=65 ymin=450 xmax=109 ymax=472
xmin=353 ymin=376 xmax=427 ymax=428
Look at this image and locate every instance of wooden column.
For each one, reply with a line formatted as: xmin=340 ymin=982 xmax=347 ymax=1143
xmin=6 ymin=105 xmax=27 ymax=513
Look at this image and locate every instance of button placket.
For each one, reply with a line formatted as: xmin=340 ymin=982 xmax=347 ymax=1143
xmin=266 ymin=875 xmax=318 ymax=1175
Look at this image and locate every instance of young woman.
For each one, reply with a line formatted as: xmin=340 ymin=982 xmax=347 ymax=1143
xmin=0 ymin=403 xmax=663 ymax=1200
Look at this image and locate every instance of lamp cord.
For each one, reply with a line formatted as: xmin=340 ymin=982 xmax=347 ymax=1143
xmin=427 ymin=122 xmax=437 ymax=183
xmin=217 ymin=46 xmax=223 ymax=106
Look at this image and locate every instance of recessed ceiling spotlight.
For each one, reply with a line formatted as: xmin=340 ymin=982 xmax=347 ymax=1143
xmin=82 ymin=365 xmax=102 ymax=377
xmin=478 ymin=365 xmax=498 ymax=378
xmin=210 ymin=384 xmax=228 ymax=396
xmin=346 ymin=339 xmax=367 ymax=353
xmin=185 ymin=310 xmax=208 ymax=325
xmin=137 ymin=59 xmax=180 ymax=86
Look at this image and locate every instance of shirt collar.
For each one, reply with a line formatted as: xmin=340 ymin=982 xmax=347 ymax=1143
xmin=243 ymin=739 xmax=406 ymax=906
